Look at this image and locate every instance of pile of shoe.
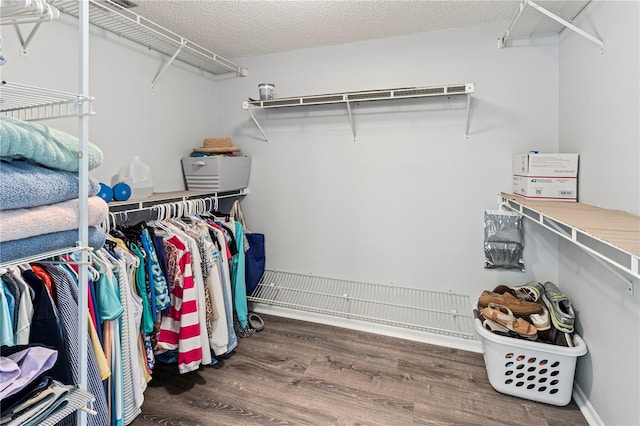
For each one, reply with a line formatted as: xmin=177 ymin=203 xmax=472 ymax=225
xmin=477 ymin=281 xmax=576 ymax=347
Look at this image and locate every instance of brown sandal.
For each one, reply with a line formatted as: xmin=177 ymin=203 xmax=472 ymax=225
xmin=481 ymin=303 xmax=538 ymax=340
xmin=478 ymin=290 xmax=543 ymax=316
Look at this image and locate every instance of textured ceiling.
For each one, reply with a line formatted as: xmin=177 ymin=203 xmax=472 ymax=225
xmin=131 ymin=0 xmax=523 ymax=59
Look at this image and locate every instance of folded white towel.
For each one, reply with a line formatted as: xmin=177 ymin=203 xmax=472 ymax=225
xmin=0 ymin=197 xmax=108 ymax=242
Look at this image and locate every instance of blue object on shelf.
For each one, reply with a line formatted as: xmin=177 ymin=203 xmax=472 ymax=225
xmin=112 ymin=182 xmax=131 ymax=201
xmin=97 ymin=183 xmax=113 ymax=203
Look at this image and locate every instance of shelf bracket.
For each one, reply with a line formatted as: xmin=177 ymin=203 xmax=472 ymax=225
xmin=14 ymin=22 xmax=42 ymax=55
xmin=246 ymin=108 xmax=270 ymax=144
xmin=464 ymin=93 xmax=471 ymax=139
xmin=345 ymin=99 xmax=356 ymax=141
xmin=152 ymin=40 xmax=186 ymax=88
xmin=498 ymin=0 xmax=528 ymax=48
xmin=527 ymin=0 xmax=604 ymax=52
xmin=499 ymin=0 xmax=604 ymax=52
xmin=543 ymin=216 xmax=634 ymax=295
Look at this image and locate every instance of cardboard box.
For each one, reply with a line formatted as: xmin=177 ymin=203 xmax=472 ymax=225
xmin=513 ymin=176 xmax=577 ymax=202
xmin=513 ymin=153 xmax=579 ymax=177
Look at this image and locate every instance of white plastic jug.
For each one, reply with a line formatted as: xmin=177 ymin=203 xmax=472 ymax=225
xmin=118 ymin=155 xmax=154 ymax=199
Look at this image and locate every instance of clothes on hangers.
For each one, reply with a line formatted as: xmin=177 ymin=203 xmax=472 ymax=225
xmin=42 ymin=264 xmax=110 ymax=426
xmin=0 ymin=200 xmax=255 ymax=424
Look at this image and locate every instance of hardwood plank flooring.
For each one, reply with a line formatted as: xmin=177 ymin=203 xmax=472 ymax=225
xmin=131 ymin=314 xmax=587 ymax=426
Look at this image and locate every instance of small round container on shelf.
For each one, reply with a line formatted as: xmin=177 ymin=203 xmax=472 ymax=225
xmin=473 ymin=304 xmax=587 ymax=406
xmin=258 ymin=83 xmax=275 ymax=100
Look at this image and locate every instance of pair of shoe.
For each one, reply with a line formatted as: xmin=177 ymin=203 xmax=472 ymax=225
xmin=481 ymin=303 xmax=537 ymax=340
xmin=493 ymin=281 xmax=576 ymax=333
xmin=478 ymin=290 xmax=543 ymax=316
xmin=493 ymin=282 xmax=544 ymax=302
xmin=545 ymin=327 xmax=575 ymax=347
xmin=491 ymin=284 xmax=550 ymax=331
xmin=541 ymin=281 xmax=575 ymax=333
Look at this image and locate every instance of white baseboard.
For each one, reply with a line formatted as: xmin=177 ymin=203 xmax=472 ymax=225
xmin=573 ymin=383 xmax=603 ymax=426
xmin=250 ymin=302 xmax=483 ymax=353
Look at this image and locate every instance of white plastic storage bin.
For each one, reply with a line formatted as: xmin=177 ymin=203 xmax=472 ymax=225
xmin=474 ymin=309 xmax=587 ymax=406
xmin=181 ymin=156 xmax=251 ymax=192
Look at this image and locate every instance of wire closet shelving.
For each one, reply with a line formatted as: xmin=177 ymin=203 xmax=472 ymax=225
xmin=0 ymin=1 xmax=97 ymax=422
xmin=243 ymin=83 xmax=475 ymax=142
xmin=54 ymin=0 xmax=248 ymax=84
xmin=500 ymin=193 xmax=640 ymax=294
xmin=0 ymin=81 xmax=94 ymax=121
xmin=249 ymin=270 xmax=476 ymax=341
xmin=499 ymin=0 xmax=603 ymax=51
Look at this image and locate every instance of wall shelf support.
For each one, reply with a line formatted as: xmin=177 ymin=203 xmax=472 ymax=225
xmin=528 ymin=0 xmax=604 ymax=51
xmin=542 ymin=212 xmax=634 ymax=295
xmin=152 ymin=40 xmax=185 ymax=88
xmin=246 ymin=108 xmax=270 ymax=143
xmin=14 ymin=22 xmax=42 ymax=54
xmin=499 ymin=0 xmax=604 ymax=52
xmin=345 ymin=99 xmax=356 ymax=141
xmin=464 ymin=92 xmax=471 ymax=139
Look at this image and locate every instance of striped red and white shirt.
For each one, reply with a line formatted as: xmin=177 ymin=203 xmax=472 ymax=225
xmin=156 ymin=235 xmax=202 ymax=373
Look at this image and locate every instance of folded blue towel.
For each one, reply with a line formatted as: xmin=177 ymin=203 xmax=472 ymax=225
xmin=0 ymin=116 xmax=103 ymax=172
xmin=0 ymin=160 xmax=100 ymax=210
xmin=0 ymin=227 xmax=106 ymax=263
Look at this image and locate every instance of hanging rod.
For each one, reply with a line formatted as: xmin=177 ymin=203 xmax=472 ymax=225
xmin=108 ymin=189 xmax=248 ymax=211
xmin=108 ymin=197 xmax=216 ymax=226
xmin=106 ymin=190 xmax=248 ymax=229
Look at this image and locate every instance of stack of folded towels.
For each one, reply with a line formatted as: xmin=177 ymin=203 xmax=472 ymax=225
xmin=0 ymin=116 xmax=108 ymax=263
xmin=476 ymin=281 xmax=577 ymax=347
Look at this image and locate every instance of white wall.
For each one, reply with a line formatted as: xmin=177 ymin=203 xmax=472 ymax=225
xmin=558 ymin=2 xmax=640 ymax=425
xmin=1 ymin=14 xmax=220 ymax=191
xmin=217 ymin=23 xmax=561 ymax=298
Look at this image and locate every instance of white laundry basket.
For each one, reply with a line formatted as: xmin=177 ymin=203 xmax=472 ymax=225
xmin=474 ymin=306 xmax=587 ymax=406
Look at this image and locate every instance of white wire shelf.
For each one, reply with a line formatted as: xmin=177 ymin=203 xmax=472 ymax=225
xmin=0 ymin=246 xmax=93 ymax=269
xmin=243 ymin=83 xmax=475 ymax=142
xmin=249 ymin=270 xmax=476 ymax=340
xmin=107 ymin=189 xmax=248 ymax=211
xmin=243 ymin=83 xmax=474 ymax=109
xmin=38 ymin=385 xmax=97 ymax=426
xmin=0 ymin=81 xmax=94 ymax=121
xmin=499 ymin=0 xmax=603 ymax=50
xmin=500 ymin=193 xmax=639 ymax=292
xmin=54 ymin=0 xmax=248 ymax=79
xmin=105 ymin=189 xmax=248 ymax=230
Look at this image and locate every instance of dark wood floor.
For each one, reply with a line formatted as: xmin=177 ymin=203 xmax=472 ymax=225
xmin=131 ymin=314 xmax=587 ymax=426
